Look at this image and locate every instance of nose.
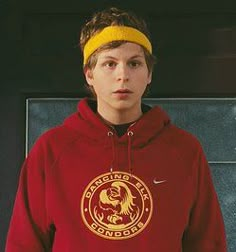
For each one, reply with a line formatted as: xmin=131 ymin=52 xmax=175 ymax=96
xmin=116 ymin=63 xmax=129 ymax=82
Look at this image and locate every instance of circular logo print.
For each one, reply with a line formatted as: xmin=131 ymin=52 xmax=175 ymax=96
xmin=81 ymin=171 xmax=153 ymax=240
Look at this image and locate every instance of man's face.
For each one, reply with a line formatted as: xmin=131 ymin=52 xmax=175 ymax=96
xmin=85 ymin=42 xmax=152 ymax=116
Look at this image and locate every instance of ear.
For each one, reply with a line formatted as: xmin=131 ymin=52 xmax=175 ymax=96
xmin=147 ymin=72 xmax=152 ymax=85
xmin=84 ymin=68 xmax=94 ymax=85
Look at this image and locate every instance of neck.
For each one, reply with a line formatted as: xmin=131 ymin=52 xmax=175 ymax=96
xmin=97 ymin=104 xmax=143 ymax=125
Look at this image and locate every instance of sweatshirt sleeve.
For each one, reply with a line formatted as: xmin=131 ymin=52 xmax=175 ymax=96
xmin=182 ymin=146 xmax=227 ymax=251
xmin=5 ymin=138 xmax=53 ymax=252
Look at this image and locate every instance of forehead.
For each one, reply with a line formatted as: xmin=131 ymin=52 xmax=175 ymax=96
xmin=97 ymin=42 xmax=145 ymax=59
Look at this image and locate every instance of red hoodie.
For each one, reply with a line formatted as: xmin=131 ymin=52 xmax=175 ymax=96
xmin=6 ymin=98 xmax=227 ymax=252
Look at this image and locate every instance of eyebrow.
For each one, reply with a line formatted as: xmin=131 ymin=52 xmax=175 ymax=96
xmin=100 ymin=54 xmax=144 ymax=60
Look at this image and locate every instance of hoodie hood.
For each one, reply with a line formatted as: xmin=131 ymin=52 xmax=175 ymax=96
xmin=64 ymin=97 xmax=171 ymax=148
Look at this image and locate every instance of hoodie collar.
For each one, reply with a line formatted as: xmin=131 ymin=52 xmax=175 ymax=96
xmin=64 ymin=97 xmax=171 ymax=148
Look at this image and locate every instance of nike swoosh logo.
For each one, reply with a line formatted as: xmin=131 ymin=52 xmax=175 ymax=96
xmin=153 ymin=179 xmax=167 ymax=185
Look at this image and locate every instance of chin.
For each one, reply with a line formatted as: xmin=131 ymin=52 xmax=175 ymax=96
xmin=111 ymin=100 xmax=138 ymax=111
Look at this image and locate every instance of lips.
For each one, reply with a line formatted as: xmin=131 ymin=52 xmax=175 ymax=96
xmin=113 ymin=89 xmax=133 ymax=94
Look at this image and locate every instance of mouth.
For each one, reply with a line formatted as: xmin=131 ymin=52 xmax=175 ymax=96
xmin=113 ymin=89 xmax=133 ymax=94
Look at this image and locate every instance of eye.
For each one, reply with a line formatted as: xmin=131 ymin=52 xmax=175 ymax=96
xmin=103 ymin=61 xmax=117 ymax=68
xmin=128 ymin=60 xmax=142 ymax=68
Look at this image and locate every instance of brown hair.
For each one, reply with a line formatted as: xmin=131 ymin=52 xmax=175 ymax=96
xmin=79 ymin=7 xmax=156 ymax=73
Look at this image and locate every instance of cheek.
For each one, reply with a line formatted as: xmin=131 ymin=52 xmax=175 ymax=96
xmin=135 ymin=73 xmax=150 ymax=85
xmin=92 ymin=83 xmax=107 ymax=96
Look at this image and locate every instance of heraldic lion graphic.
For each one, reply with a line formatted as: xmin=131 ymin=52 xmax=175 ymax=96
xmin=94 ymin=181 xmax=140 ymax=228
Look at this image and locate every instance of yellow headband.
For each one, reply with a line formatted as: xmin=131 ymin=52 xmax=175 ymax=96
xmin=83 ymin=26 xmax=152 ymax=65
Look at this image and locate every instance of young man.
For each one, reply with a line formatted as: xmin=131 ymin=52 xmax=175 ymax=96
xmin=6 ymin=7 xmax=227 ymax=251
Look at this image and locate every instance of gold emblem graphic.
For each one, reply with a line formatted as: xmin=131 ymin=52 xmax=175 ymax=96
xmin=81 ymin=171 xmax=153 ymax=240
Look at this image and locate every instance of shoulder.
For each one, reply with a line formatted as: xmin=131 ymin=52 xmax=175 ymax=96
xmin=27 ymin=124 xmax=80 ymax=160
xmin=169 ymin=124 xmax=200 ymax=144
xmin=162 ymin=123 xmax=204 ymax=155
xmin=38 ymin=124 xmax=79 ymax=142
